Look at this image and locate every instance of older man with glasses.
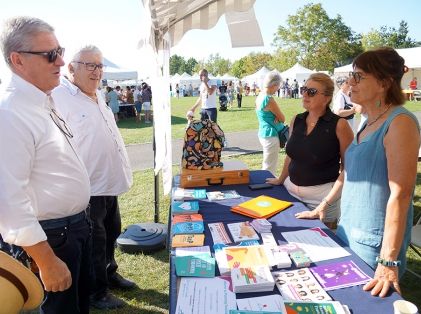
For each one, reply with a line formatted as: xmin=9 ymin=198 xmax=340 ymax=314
xmin=53 ymin=45 xmax=134 ymax=310
xmin=0 ymin=17 xmax=92 ymax=313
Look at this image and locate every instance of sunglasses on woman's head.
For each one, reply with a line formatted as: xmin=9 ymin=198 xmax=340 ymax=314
xmin=302 ymin=86 xmax=322 ymax=97
xmin=17 ymin=47 xmax=65 ymax=63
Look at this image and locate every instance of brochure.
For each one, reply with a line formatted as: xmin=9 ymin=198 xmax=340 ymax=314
xmin=175 ymin=245 xmax=211 ymax=257
xmin=214 ymin=241 xmax=260 ymax=275
xmin=224 ymin=245 xmax=270 ymax=270
xmin=272 ymin=268 xmax=332 ymax=302
xmin=206 ymin=190 xmax=241 ymax=201
xmin=227 ymin=221 xmax=260 ymax=242
xmin=310 ymin=260 xmax=371 ymax=290
xmin=281 ymin=227 xmax=351 ymax=262
xmin=175 ymin=254 xmax=215 ymax=277
xmin=172 ymin=213 xmax=203 ymax=224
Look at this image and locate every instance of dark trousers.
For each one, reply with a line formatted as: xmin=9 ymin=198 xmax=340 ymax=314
xmin=40 ymin=213 xmax=92 ymax=314
xmin=237 ymin=94 xmax=242 ymax=107
xmin=89 ymin=196 xmax=121 ymax=297
xmin=200 ymin=108 xmax=217 ymax=122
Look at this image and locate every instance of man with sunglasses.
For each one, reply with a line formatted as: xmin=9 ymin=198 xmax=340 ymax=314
xmin=0 ymin=17 xmax=92 ymax=313
xmin=53 ymin=45 xmax=133 ymax=310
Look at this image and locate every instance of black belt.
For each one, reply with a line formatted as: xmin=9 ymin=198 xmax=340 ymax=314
xmin=39 ymin=210 xmax=88 ymax=230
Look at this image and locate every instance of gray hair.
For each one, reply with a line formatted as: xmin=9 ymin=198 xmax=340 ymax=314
xmin=0 ymin=16 xmax=54 ymax=67
xmin=335 ymin=76 xmax=348 ymax=88
xmin=263 ymin=71 xmax=282 ymax=88
xmin=71 ymin=45 xmax=103 ymax=64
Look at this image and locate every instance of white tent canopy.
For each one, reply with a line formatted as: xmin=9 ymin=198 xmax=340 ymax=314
xmin=333 ymin=47 xmax=421 ymax=88
xmin=280 ymin=63 xmax=315 ymax=84
xmin=219 ymin=73 xmax=238 ymax=82
xmin=242 ymin=66 xmax=271 ymax=88
xmin=102 ymin=57 xmax=138 ymax=81
xmin=140 ymin=0 xmax=264 ymax=194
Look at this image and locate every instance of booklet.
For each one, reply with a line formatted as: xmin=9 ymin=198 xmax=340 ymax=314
xmin=310 ymin=260 xmax=371 ymax=291
xmin=284 ymin=301 xmax=349 ymax=314
xmin=214 ymin=241 xmax=260 ymax=275
xmin=175 ymin=254 xmax=216 ymax=277
xmin=224 ymin=245 xmax=270 ymax=270
xmin=231 ymin=195 xmax=292 ymax=219
xmin=206 ymin=190 xmax=241 ymax=201
xmin=227 ymin=221 xmax=260 ymax=242
xmin=272 ymin=268 xmax=332 ymax=302
xmin=236 ymin=295 xmax=286 ymax=313
xmin=172 ymin=234 xmax=205 ymax=248
xmin=172 ymin=221 xmax=205 ymax=234
xmin=231 ymin=265 xmax=275 ymax=293
xmin=208 ymin=222 xmax=233 ymax=244
xmin=173 ymin=188 xmax=207 ymax=201
xmin=172 ymin=201 xmax=200 ymax=215
xmin=176 ymin=277 xmax=236 ymax=314
xmin=175 ymin=246 xmax=211 ymax=257
xmin=281 ymin=227 xmax=351 ymax=262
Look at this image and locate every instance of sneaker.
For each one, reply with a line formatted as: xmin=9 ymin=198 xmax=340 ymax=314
xmin=90 ymin=292 xmax=125 ymax=310
xmin=109 ymin=273 xmax=136 ymax=290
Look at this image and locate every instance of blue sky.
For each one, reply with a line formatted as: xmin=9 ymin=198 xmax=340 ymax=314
xmin=0 ymin=0 xmax=420 ymax=79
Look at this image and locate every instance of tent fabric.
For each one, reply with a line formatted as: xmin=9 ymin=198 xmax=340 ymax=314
xmin=140 ymin=0 xmax=263 ymax=194
xmin=280 ymin=63 xmax=315 ymax=83
xmin=142 ymin=0 xmax=261 ymax=49
xmin=242 ymin=66 xmax=271 ymax=88
xmin=103 ymin=57 xmax=138 ymax=81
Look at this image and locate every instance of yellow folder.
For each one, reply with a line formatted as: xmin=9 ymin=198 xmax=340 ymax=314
xmin=231 ymin=195 xmax=292 ymax=219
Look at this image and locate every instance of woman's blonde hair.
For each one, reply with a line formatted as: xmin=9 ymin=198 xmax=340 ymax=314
xmin=307 ymin=72 xmax=334 ymax=106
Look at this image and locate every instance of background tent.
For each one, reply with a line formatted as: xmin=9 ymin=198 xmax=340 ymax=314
xmin=139 ymin=0 xmax=264 ymax=195
xmin=242 ymin=66 xmax=271 ymax=88
xmin=103 ymin=57 xmax=138 ymax=81
xmin=333 ymin=47 xmax=421 ymax=88
xmin=280 ymin=63 xmax=315 ymax=84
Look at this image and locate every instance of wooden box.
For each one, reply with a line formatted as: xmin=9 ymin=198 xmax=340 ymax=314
xmin=180 ymin=160 xmax=250 ymax=188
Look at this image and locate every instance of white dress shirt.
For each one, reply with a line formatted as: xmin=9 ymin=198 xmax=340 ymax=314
xmin=53 ymin=78 xmax=133 ymax=196
xmin=200 ymin=80 xmax=217 ymax=109
xmin=0 ymin=74 xmax=91 ymax=246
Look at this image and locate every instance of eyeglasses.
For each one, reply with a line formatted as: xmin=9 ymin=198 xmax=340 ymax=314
xmin=17 ymin=47 xmax=65 ymax=63
xmin=50 ymin=108 xmax=73 ymax=138
xmin=349 ymin=71 xmax=365 ymax=83
xmin=302 ymin=86 xmax=324 ymax=97
xmin=72 ymin=61 xmax=104 ymax=72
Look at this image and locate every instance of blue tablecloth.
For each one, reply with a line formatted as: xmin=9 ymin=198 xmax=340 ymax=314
xmin=169 ymin=170 xmax=402 ymax=314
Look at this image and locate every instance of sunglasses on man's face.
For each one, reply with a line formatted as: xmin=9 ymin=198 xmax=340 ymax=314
xmin=302 ymin=86 xmax=323 ymax=97
xmin=18 ymin=47 xmax=65 ymax=63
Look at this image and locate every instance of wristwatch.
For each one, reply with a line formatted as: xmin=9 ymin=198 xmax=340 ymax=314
xmin=376 ymin=256 xmax=401 ymax=267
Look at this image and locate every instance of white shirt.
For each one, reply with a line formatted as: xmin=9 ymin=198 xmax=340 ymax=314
xmin=200 ymin=80 xmax=217 ymax=109
xmin=0 ymin=74 xmax=91 ymax=246
xmin=53 ymin=78 xmax=133 ymax=196
xmin=333 ymin=90 xmax=351 ymax=113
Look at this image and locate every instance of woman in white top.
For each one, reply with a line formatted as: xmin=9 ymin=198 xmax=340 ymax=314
xmin=332 ymin=77 xmax=356 ymax=132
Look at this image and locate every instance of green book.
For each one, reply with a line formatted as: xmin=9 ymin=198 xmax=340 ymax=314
xmin=175 ymin=254 xmax=215 ymax=277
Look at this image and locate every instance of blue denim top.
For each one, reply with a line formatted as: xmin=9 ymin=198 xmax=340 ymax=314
xmin=336 ymin=106 xmax=419 ymax=277
xmin=256 ymin=94 xmax=284 ymax=138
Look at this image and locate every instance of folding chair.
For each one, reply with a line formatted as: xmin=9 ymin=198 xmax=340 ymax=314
xmin=406 ymin=214 xmax=421 ymax=279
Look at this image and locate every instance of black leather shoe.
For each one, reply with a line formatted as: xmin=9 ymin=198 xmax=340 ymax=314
xmin=90 ymin=292 xmax=125 ymax=310
xmin=109 ymin=273 xmax=136 ymax=290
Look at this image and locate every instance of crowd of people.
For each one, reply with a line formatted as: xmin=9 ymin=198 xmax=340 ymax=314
xmin=0 ymin=15 xmax=420 ymax=314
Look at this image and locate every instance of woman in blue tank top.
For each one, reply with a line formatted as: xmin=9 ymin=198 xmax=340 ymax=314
xmin=336 ymin=48 xmax=419 ymax=297
xmin=255 ymin=71 xmax=286 ymax=175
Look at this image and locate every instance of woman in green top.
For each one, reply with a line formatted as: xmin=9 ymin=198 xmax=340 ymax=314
xmin=255 ymin=71 xmax=286 ymax=175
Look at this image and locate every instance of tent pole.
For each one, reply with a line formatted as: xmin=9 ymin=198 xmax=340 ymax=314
xmin=153 ymin=119 xmax=159 ymax=223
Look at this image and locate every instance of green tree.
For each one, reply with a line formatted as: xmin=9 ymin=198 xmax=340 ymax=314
xmin=272 ymin=3 xmax=362 ymax=71
xmin=169 ymin=54 xmax=185 ymax=75
xmin=184 ymin=57 xmax=198 ymax=75
xmin=242 ymin=52 xmax=273 ymax=76
xmin=204 ymin=53 xmax=231 ymax=76
xmin=231 ymin=58 xmax=246 ymax=78
xmin=269 ymin=48 xmax=299 ymax=72
xmin=361 ymin=20 xmax=419 ymax=50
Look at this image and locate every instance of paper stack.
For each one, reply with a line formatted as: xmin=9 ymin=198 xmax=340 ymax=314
xmin=251 ymin=218 xmax=272 ymax=233
xmin=231 ymin=265 xmax=275 ymax=293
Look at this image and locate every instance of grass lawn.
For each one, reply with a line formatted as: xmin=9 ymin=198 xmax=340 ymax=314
xmin=118 ymin=97 xmax=421 ymax=145
xmin=104 ymin=152 xmax=421 ymax=313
